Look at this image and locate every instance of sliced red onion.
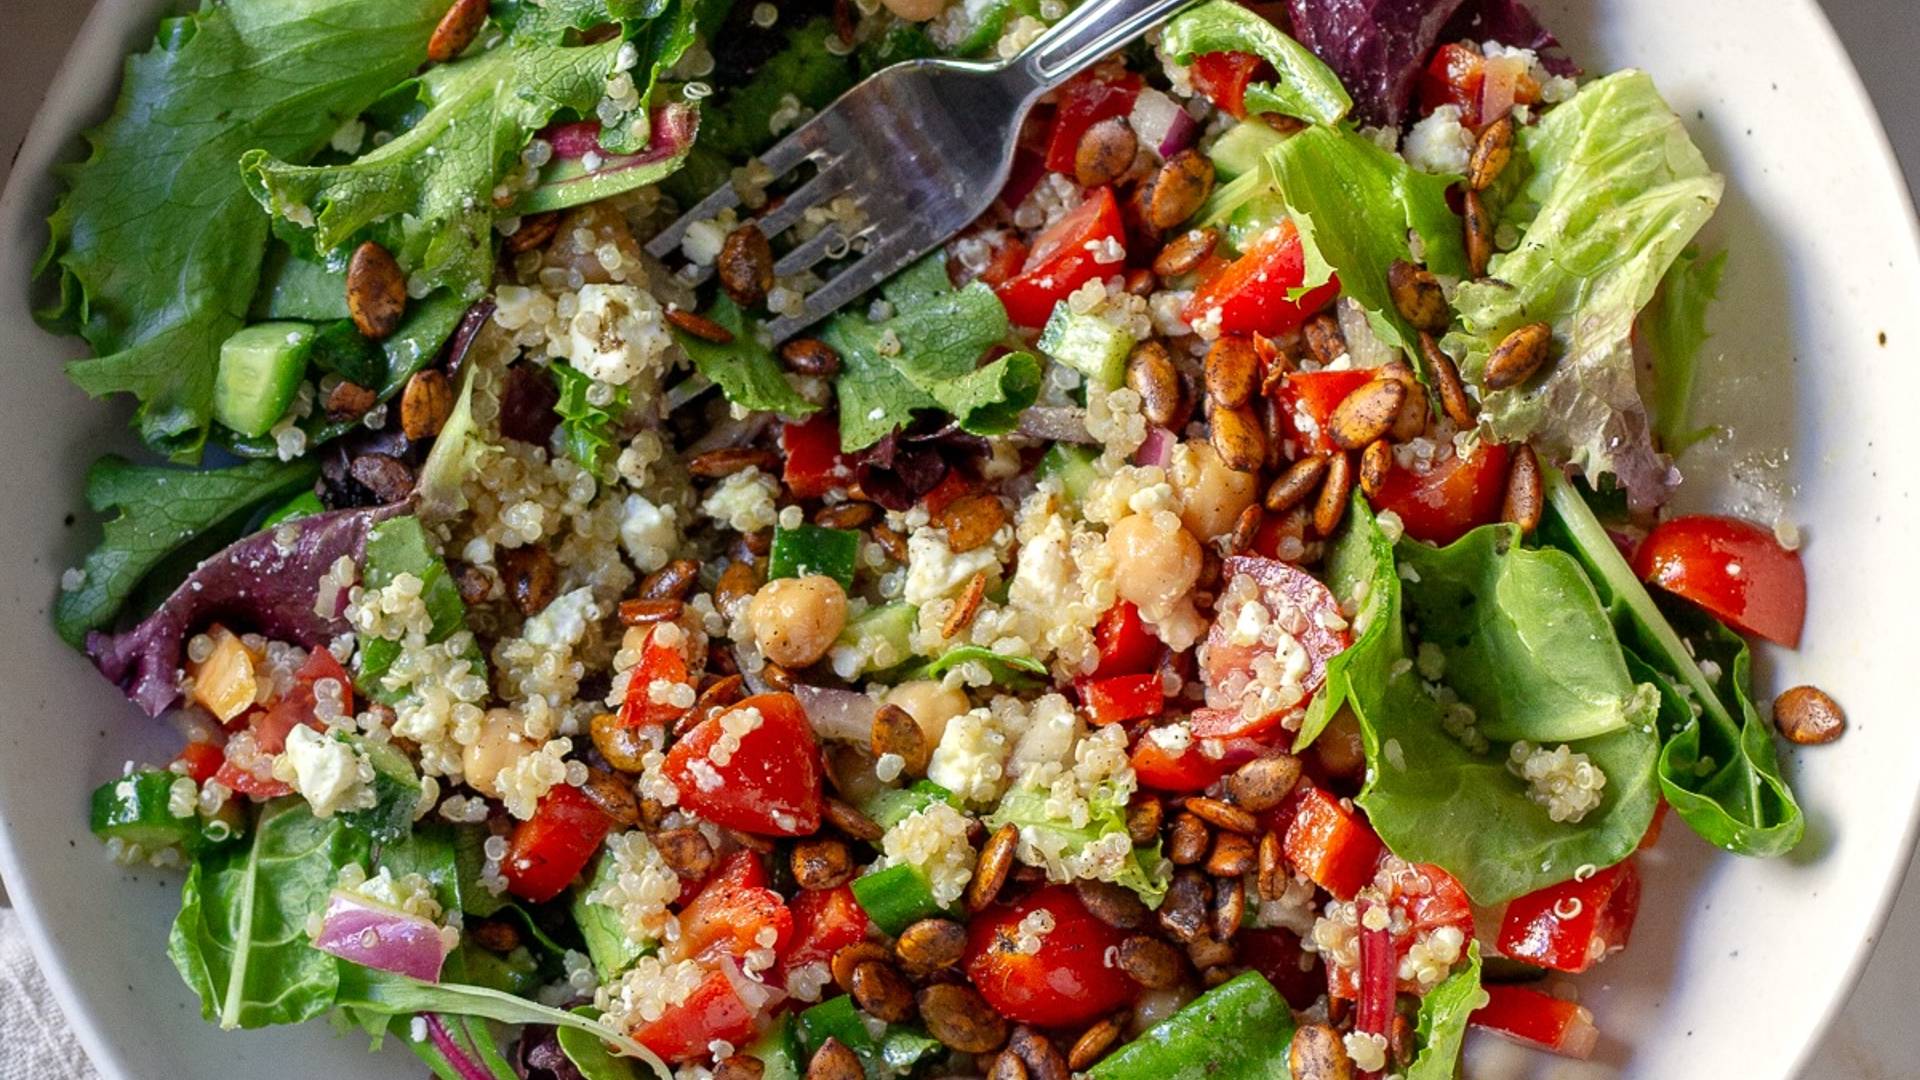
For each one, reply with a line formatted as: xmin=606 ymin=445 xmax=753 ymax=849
xmin=312 ymin=890 xmax=450 ymax=984
xmin=1354 ymin=900 xmax=1396 ymax=1080
xmin=1130 ymin=88 xmax=1199 ymax=158
xmin=424 ymin=1014 xmax=496 ymax=1080
xmin=718 ymin=955 xmax=787 ymax=1014
xmin=542 ymin=119 xmax=606 ymax=161
xmin=793 ymin=684 xmax=879 ymax=744
xmin=1134 ymin=425 xmax=1176 ymax=468
xmin=1017 ymin=406 xmax=1095 ymax=444
xmin=687 ymin=409 xmax=773 ymax=455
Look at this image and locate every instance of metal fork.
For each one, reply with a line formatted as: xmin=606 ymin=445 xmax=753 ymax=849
xmin=646 ymin=0 xmax=1199 ymax=342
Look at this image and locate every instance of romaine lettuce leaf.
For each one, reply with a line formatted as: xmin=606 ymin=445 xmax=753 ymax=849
xmin=1447 ymin=70 xmax=1723 ymax=511
xmin=670 ymin=296 xmax=821 ymax=417
xmin=1646 ymin=247 xmax=1727 ymax=454
xmin=1405 ymin=941 xmax=1486 ymax=1080
xmin=986 ymin=783 xmax=1169 ymax=907
xmin=1161 ymin=2 xmax=1352 ymax=126
xmin=1297 ymin=493 xmax=1399 ymax=750
xmin=37 ymin=0 xmax=450 ymax=458
xmin=355 ymin=515 xmax=482 ymax=704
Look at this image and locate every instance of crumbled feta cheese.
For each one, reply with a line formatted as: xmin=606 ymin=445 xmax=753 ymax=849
xmin=561 ymin=284 xmax=675 ymax=387
xmin=1403 ymin=105 xmax=1475 ymax=174
xmin=619 ymin=493 xmax=681 ymax=572
xmin=275 ymin=725 xmax=375 ymax=818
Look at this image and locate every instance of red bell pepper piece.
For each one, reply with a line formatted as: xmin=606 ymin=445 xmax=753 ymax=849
xmin=1190 ymin=51 xmax=1270 ymax=119
xmin=631 ymin=968 xmax=759 ymax=1063
xmin=1497 ymin=859 xmax=1642 ymax=973
xmin=1282 ymin=786 xmax=1385 ymax=900
xmin=1418 ymin=43 xmax=1486 ymax=127
xmin=996 ymin=186 xmax=1128 ymax=328
xmin=782 ymin=414 xmax=853 ymax=497
xmin=1472 ymin=984 xmax=1601 ymax=1060
xmin=1080 ymin=673 xmax=1165 ymax=726
xmin=1273 ymin=370 xmax=1373 ymax=456
xmin=1043 ymin=71 xmax=1143 ymax=174
xmin=672 ymin=850 xmax=795 ymax=965
xmin=503 ymin=784 xmax=614 ymax=902
xmin=921 ymin=469 xmax=973 ymax=518
xmin=664 ymin=692 xmax=825 ymax=837
xmin=1129 ymin=729 xmax=1234 ymax=793
xmin=1634 ymin=514 xmax=1807 ymax=647
xmin=965 ymin=885 xmax=1138 ymax=1027
xmin=781 ymin=884 xmax=871 ymax=971
xmin=1183 ymin=222 xmax=1340 ymax=338
xmin=174 ymin=741 xmax=225 ymax=784
xmin=1369 ymin=441 xmax=1512 ymax=546
xmin=1091 ymin=600 xmax=1161 ymax=678
xmin=619 ymin=628 xmax=692 ymax=730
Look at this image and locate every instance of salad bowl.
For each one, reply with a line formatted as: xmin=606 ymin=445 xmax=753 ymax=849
xmin=0 ymin=1 xmax=1916 ymax=1079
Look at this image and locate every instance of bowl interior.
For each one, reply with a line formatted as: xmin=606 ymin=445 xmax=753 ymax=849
xmin=1 ymin=2 xmax=1917 ymax=1078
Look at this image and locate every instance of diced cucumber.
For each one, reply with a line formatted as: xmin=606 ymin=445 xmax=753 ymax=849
xmin=573 ymin=853 xmax=651 ymax=980
xmin=1224 ymin=190 xmax=1292 ymax=253
xmin=1038 ymin=305 xmax=1133 ymax=391
xmin=850 ymin=862 xmax=945 ymax=936
xmin=90 ymin=770 xmax=197 ymax=849
xmin=768 ymin=524 xmax=861 ymax=588
xmin=215 ymin=322 xmax=314 ymax=437
xmin=1036 ymin=444 xmax=1101 ymax=505
xmin=1207 ymin=119 xmax=1291 ymax=180
xmin=748 ymin=1014 xmax=806 ymax=1080
xmin=861 ymin=780 xmax=962 ymax=831
xmin=797 ymin=995 xmax=943 ymax=1080
xmin=1086 ymin=970 xmax=1296 ymax=1080
xmin=832 ymin=602 xmax=919 ymax=678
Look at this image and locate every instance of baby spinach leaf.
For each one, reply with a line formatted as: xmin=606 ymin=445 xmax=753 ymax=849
xmin=1298 ymin=494 xmax=1399 ymax=749
xmin=1647 ymin=247 xmax=1728 ymax=454
xmin=900 ymin=646 xmax=1048 ymax=688
xmin=54 ymin=455 xmax=317 ymax=647
xmin=1537 ymin=470 xmax=1804 ymax=856
xmin=168 ymin=799 xmax=370 ymax=1030
xmin=558 ymin=1009 xmax=649 ymax=1080
xmin=696 ymin=17 xmax=858 ymax=161
xmin=573 ymin=853 xmax=651 ymax=981
xmin=37 ymin=0 xmax=449 ymax=458
xmin=1161 ymin=2 xmax=1352 ymax=126
xmin=1405 ymin=942 xmax=1487 ymax=1080
xmin=551 ymin=362 xmax=630 ymax=482
xmin=355 ymin=515 xmax=482 ymax=702
xmin=670 ymin=296 xmax=820 ymax=417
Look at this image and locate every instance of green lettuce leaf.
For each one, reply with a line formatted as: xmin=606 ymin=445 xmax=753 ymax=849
xmin=694 ymin=17 xmax=858 ymax=161
xmin=671 ymin=296 xmax=821 ymax=416
xmin=37 ymin=0 xmax=449 ymax=458
xmin=551 ymin=362 xmax=630 ymax=481
xmin=1161 ymin=1 xmax=1351 ymax=126
xmin=1647 ymin=247 xmax=1728 ymax=454
xmin=169 ymin=799 xmax=371 ymax=1030
xmin=1446 ymin=70 xmax=1724 ymax=510
xmin=572 ymin=852 xmax=651 ymax=981
xmin=1537 ymin=470 xmax=1803 ymax=856
xmin=986 ymin=779 xmax=1168 ymax=907
xmin=1297 ymin=493 xmax=1398 ymax=750
xmin=824 ymin=255 xmax=1039 ymax=451
xmin=355 ymin=515 xmax=483 ymax=703
xmin=54 ymin=455 xmax=317 ymax=646
xmin=901 ymin=646 xmax=1048 ymax=689
xmin=1254 ymin=123 xmax=1466 ymax=353
xmin=1405 ymin=942 xmax=1487 ymax=1080
xmin=569 ymin=0 xmax=730 ymax=156
xmin=1344 ymin=505 xmax=1661 ymax=903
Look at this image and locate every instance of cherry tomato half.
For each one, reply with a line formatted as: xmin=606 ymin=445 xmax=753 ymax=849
xmin=964 ymin=885 xmax=1137 ymax=1027
xmin=1634 ymin=514 xmax=1806 ymax=647
xmin=665 ymin=692 xmax=825 ymax=837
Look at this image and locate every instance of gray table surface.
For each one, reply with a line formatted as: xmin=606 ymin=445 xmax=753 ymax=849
xmin=0 ymin=2 xmax=1913 ymax=1077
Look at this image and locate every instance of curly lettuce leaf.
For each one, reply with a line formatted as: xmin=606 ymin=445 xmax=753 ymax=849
xmin=1647 ymin=247 xmax=1727 ymax=454
xmin=1447 ymin=70 xmax=1723 ymax=510
xmin=670 ymin=296 xmax=821 ymax=417
xmin=590 ymin=0 xmax=732 ymax=155
xmin=551 ymin=362 xmax=630 ymax=481
xmin=54 ymin=456 xmax=317 ymax=647
xmin=36 ymin=0 xmax=450 ymax=458
xmin=986 ymin=785 xmax=1168 ymax=907
xmin=1405 ymin=942 xmax=1486 ymax=1080
xmin=1161 ymin=2 xmax=1352 ymax=126
xmin=825 ymin=255 xmax=1040 ymax=452
xmin=355 ymin=515 xmax=482 ymax=704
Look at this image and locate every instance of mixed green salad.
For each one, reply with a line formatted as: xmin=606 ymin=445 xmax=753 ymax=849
xmin=41 ymin=1 xmax=1843 ymax=1078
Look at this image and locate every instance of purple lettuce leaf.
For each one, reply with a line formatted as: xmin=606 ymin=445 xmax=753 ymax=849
xmin=1443 ymin=0 xmax=1579 ymax=77
xmin=87 ymin=503 xmax=404 ymax=716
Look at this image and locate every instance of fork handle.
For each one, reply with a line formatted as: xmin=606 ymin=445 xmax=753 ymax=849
xmin=1010 ymin=0 xmax=1200 ymax=94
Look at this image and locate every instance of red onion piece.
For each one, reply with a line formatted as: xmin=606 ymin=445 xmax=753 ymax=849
xmin=425 ymin=1014 xmax=497 ymax=1080
xmin=542 ymin=120 xmax=606 ymax=161
xmin=1129 ymin=88 xmax=1199 ymax=158
xmin=1134 ymin=426 xmax=1176 ymax=467
xmin=312 ymin=890 xmax=450 ymax=983
xmin=1017 ymin=406 xmax=1095 ymax=444
xmin=1354 ymin=900 xmax=1396 ymax=1079
xmin=793 ymin=684 xmax=879 ymax=744
xmin=1478 ymin=53 xmax=1528 ymax=126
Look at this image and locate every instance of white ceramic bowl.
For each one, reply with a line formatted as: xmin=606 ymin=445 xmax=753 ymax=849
xmin=2 ymin=2 xmax=1917 ymax=1078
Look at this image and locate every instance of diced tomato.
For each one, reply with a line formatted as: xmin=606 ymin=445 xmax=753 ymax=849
xmin=1320 ymin=854 xmax=1475 ymax=1000
xmin=1634 ymin=514 xmax=1806 ymax=647
xmin=1282 ymin=786 xmax=1384 ymax=901
xmin=1043 ymin=71 xmax=1143 ymax=174
xmin=503 ymin=784 xmax=614 ymax=903
xmin=781 ymin=885 xmax=871 ymax=972
xmin=1080 ymin=673 xmax=1165 ymax=726
xmin=1199 ymin=556 xmax=1352 ymax=730
xmin=1418 ymin=43 xmax=1486 ymax=127
xmin=174 ymin=741 xmax=225 ymax=784
xmin=619 ymin=630 xmax=692 ymax=730
xmin=1091 ymin=600 xmax=1161 ymax=679
xmin=1472 ymin=984 xmax=1600 ymax=1060
xmin=1638 ymin=800 xmax=1670 ymax=851
xmin=664 ymin=693 xmax=825 ymax=837
xmin=212 ymin=648 xmax=351 ymax=798
xmin=1369 ymin=441 xmax=1512 ymax=546
xmin=674 ymin=851 xmax=795 ymax=965
xmin=956 ymin=230 xmax=1031 ymax=291
xmin=995 ymin=187 xmax=1126 ymax=328
xmin=631 ymin=968 xmax=758 ymax=1063
xmin=1129 ymin=730 xmax=1232 ymax=792
xmin=921 ymin=469 xmax=973 ymax=518
xmin=965 ymin=885 xmax=1138 ymax=1027
xmin=1190 ymin=51 xmax=1270 ymax=119
xmin=1273 ymin=370 xmax=1373 ymax=456
xmin=1238 ymin=928 xmax=1325 ymax=1009
xmin=1183 ymin=222 xmax=1340 ymax=339
xmin=1498 ymin=860 xmax=1642 ymax=974
xmin=782 ymin=413 xmax=853 ymax=498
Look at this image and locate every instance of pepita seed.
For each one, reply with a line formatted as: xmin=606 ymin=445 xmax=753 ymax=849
xmin=1006 ymin=1026 xmax=1068 ymax=1080
xmin=1205 ymin=335 xmax=1260 ymax=409
xmin=1146 ymin=150 xmax=1216 ymax=231
xmin=1774 ymin=685 xmax=1846 ymax=745
xmin=689 ymin=446 xmax=780 ymax=478
xmin=1075 ymin=116 xmax=1138 ymax=189
xmin=714 ymin=560 xmax=761 ymax=615
xmin=1468 ymin=115 xmax=1516 ymax=192
xmin=1386 ymin=366 xmax=1431 ymax=441
xmin=850 ymin=960 xmax=916 ymax=1023
xmin=831 ymin=942 xmax=893 ymax=994
xmin=896 ymin=918 xmax=967 ymax=970
xmin=1266 ymin=455 xmax=1329 ymax=514
xmin=589 ymin=711 xmax=652 ymax=773
xmin=1068 ymin=1016 xmax=1125 ymax=1071
xmin=1117 ymin=934 xmax=1184 ymax=989
xmin=666 ymin=307 xmax=735 ymax=344
xmin=824 ymin=796 xmax=884 ymax=842
xmin=807 ymin=1038 xmax=865 ymax=1080
xmin=1387 ymin=259 xmax=1450 ymax=335
xmin=499 ymin=545 xmax=558 ymax=616
xmin=399 ymin=369 xmax=454 ymax=440
xmin=870 ymin=703 xmax=931 ymax=776
xmin=781 ymin=337 xmax=843 ymax=377
xmin=941 ymin=571 xmax=987 ymax=639
xmin=1210 ymin=403 xmax=1266 ymax=473
xmin=324 ymin=380 xmax=377 ymax=421
xmin=618 ymin=597 xmax=684 ymax=625
xmin=1211 ymin=876 xmax=1245 ymax=940
xmin=1227 ymin=753 xmax=1301 ymax=812
xmin=936 ymin=493 xmax=1008 ymax=554
xmin=870 ymin=524 xmax=909 ymax=564
xmin=1185 ymin=796 xmax=1258 ymax=834
xmin=1303 ymin=313 xmax=1346 ymax=367
xmin=1313 ymin=452 xmax=1355 ymax=536
xmin=469 ymin=918 xmax=520 ymax=954
xmin=1188 ymin=931 xmax=1234 ymax=971
xmin=917 ymin=984 xmax=1008 ymax=1054
xmin=1206 ymin=832 xmax=1257 ymax=877
xmin=654 ymin=826 xmax=717 ymax=879
xmin=578 ymin=766 xmax=640 ymax=829
xmin=968 ymin=824 xmax=1018 ymax=909
xmin=1257 ymin=830 xmax=1286 ymax=900
xmin=1152 ymin=227 xmax=1220 ymax=278
xmin=1125 ymin=267 xmax=1157 ymax=297
xmin=349 ymin=453 xmax=413 ymax=503
xmin=1484 ymin=321 xmax=1553 ymax=390
xmin=1419 ymin=332 xmax=1478 ymax=426
xmin=814 ymin=501 xmax=876 ymax=529
xmin=1464 ymin=189 xmax=1495 ymax=278
xmin=428 ymin=0 xmax=490 ymax=62
xmin=1168 ymin=811 xmax=1210 ymax=865
xmin=1327 ymin=378 xmax=1407 ymax=451
xmin=1229 ymin=502 xmax=1263 ymax=554
xmin=505 ymin=211 xmax=561 ymax=254
xmin=714 ymin=1055 xmax=766 ymax=1080
xmin=1288 ymin=1023 xmax=1355 ymax=1080
xmin=1074 ymin=878 xmax=1149 ymax=930
xmin=1126 ymin=340 xmax=1183 ymax=427
xmin=1360 ymin=438 xmax=1393 ymax=498
xmin=639 ymin=559 xmax=701 ymax=601
xmin=346 ymin=241 xmax=407 ymax=340
xmin=1125 ymin=795 xmax=1163 ymax=844
xmin=1503 ymin=443 xmax=1543 ymax=533
xmin=791 ymin=838 xmax=855 ymax=890
xmin=987 ymin=1051 xmax=1027 ymax=1080
xmin=1158 ymin=870 xmax=1211 ymax=943
xmin=717 ymin=223 xmax=775 ymax=307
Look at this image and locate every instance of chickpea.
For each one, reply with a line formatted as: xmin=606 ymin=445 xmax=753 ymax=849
xmin=1172 ymin=441 xmax=1260 ymax=542
xmin=748 ymin=575 xmax=849 ymax=668
xmin=882 ymin=0 xmax=949 ymax=21
xmin=884 ymin=679 xmax=970 ymax=746
xmin=1107 ymin=512 xmax=1202 ymax=618
xmin=463 ymin=708 xmax=534 ymax=799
